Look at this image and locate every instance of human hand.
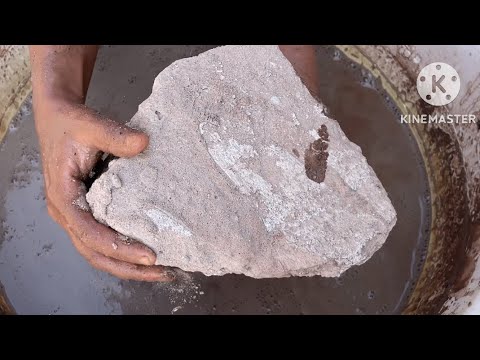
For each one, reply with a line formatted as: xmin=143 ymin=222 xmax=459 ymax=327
xmin=34 ymin=99 xmax=174 ymax=282
xmin=29 ymin=45 xmax=173 ymax=282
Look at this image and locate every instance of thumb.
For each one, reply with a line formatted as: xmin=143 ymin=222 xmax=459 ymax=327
xmin=77 ymin=109 xmax=149 ymax=157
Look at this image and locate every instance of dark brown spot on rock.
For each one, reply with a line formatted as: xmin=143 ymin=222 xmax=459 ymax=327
xmin=292 ymin=148 xmax=300 ymax=158
xmin=304 ymin=124 xmax=329 ymax=183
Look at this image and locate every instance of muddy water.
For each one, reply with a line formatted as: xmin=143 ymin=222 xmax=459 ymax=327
xmin=0 ymin=45 xmax=430 ymax=314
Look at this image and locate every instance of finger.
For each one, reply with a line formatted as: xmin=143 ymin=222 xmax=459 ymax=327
xmin=50 ymin=168 xmax=157 ymax=266
xmin=48 ymin=190 xmax=155 ymax=266
xmin=51 ymin=192 xmax=173 ymax=282
xmin=73 ymin=107 xmax=149 ymax=157
xmin=66 ymin=227 xmax=174 ymax=282
xmin=66 ymin=204 xmax=157 ymax=266
xmin=90 ymin=254 xmax=174 ymax=282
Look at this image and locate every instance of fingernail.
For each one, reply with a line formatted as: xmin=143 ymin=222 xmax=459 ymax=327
xmin=140 ymin=256 xmax=154 ymax=266
xmin=127 ymin=133 xmax=148 ymax=153
xmin=165 ymin=269 xmax=176 ymax=281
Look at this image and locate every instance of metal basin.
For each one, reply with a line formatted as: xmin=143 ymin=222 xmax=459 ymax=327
xmin=0 ymin=45 xmax=478 ymax=314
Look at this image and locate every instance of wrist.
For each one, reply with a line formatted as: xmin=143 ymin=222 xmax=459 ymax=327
xmin=33 ymin=86 xmax=84 ymax=109
xmin=31 ymin=91 xmax=84 ymax=130
xmin=29 ymin=45 xmax=99 ymax=110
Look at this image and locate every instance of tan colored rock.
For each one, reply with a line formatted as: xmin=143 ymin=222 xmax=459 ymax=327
xmin=86 ymin=45 xmax=397 ymax=278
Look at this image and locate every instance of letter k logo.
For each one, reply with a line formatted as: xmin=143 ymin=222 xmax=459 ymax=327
xmin=432 ymin=75 xmax=446 ymax=93
xmin=417 ymin=62 xmax=461 ymax=106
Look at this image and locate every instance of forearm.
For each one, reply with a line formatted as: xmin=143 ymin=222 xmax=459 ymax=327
xmin=29 ymin=45 xmax=99 ymax=105
xmin=279 ymin=45 xmax=320 ymax=98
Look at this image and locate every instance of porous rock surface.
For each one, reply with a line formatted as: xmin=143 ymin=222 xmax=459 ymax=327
xmin=86 ymin=45 xmax=397 ymax=278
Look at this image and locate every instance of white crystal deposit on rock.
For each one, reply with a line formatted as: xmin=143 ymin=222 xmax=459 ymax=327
xmin=86 ymin=45 xmax=397 ymax=278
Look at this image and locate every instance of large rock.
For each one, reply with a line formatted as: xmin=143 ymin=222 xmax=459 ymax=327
xmin=86 ymin=45 xmax=397 ymax=278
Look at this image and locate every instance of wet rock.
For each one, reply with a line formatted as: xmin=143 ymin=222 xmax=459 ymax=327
xmin=86 ymin=45 xmax=397 ymax=278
